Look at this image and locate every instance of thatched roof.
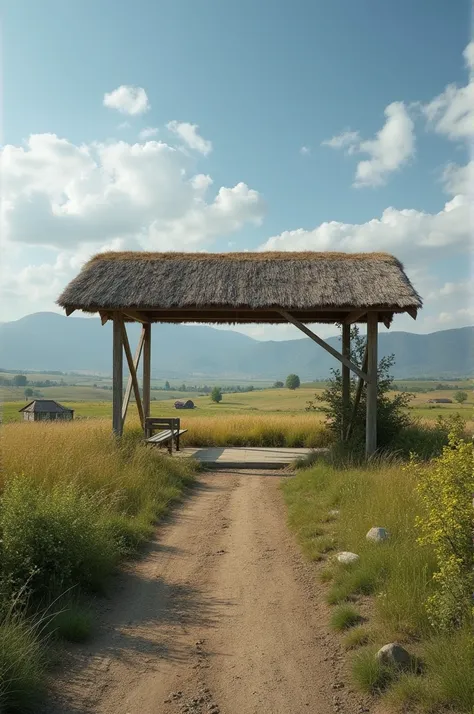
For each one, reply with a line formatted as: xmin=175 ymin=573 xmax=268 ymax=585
xmin=19 ymin=400 xmax=73 ymax=413
xmin=57 ymin=251 xmax=421 ymax=324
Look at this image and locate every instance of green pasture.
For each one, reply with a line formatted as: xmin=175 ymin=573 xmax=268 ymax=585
xmin=2 ymin=381 xmax=472 ymax=425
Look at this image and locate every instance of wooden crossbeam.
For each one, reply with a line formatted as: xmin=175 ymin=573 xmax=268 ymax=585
xmin=99 ymin=311 xmax=109 ymax=325
xmin=278 ymin=309 xmax=370 ymax=383
xmin=345 ymin=309 xmax=366 ymax=324
xmin=406 ymin=307 xmax=418 ymax=321
xmin=121 ymin=323 xmax=145 ymax=428
xmin=122 ymin=310 xmax=150 ymax=324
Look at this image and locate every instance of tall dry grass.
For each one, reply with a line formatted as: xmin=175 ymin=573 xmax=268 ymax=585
xmin=0 ymin=419 xmax=195 ymax=711
xmin=178 ymin=414 xmax=331 ymax=448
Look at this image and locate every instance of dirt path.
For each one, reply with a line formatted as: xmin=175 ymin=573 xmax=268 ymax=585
xmin=48 ymin=471 xmax=371 ymax=714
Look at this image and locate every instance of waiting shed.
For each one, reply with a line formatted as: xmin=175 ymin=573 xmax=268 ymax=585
xmin=57 ymin=251 xmax=422 ymax=457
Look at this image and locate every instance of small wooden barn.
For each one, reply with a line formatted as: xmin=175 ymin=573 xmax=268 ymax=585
xmin=57 ymin=251 xmax=422 ymax=456
xmin=20 ymin=400 xmax=74 ymax=422
xmin=174 ymin=399 xmax=195 ymax=409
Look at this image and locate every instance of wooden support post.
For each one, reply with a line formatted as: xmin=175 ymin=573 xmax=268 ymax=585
xmin=142 ymin=323 xmax=151 ymax=423
xmin=346 ymin=347 xmax=368 ymax=441
xmin=366 ymin=312 xmax=378 ymax=457
xmin=341 ymin=323 xmax=351 ymax=440
xmin=121 ymin=323 xmax=145 ymax=429
xmin=112 ymin=313 xmax=123 ymax=437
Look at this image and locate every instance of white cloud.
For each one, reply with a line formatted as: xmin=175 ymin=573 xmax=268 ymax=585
xmin=139 ymin=126 xmax=159 ymax=140
xmin=103 ymin=85 xmax=150 ymax=116
xmin=322 ymin=130 xmax=360 ymax=150
xmin=423 ymin=42 xmax=474 ymax=140
xmin=166 ymin=121 xmax=212 ymax=155
xmin=442 ymin=160 xmax=474 ymax=196
xmin=299 ymin=145 xmax=311 ymax=156
xmin=321 ymin=103 xmax=415 ymax=187
xmin=354 ymin=102 xmax=415 ymax=187
xmin=437 ymin=307 xmax=474 ymax=326
xmin=1 ymin=131 xmax=265 ymax=269
xmin=439 ymin=281 xmax=472 ymax=297
xmin=463 ymin=40 xmax=474 ymax=72
xmin=426 ymin=281 xmax=473 ymax=301
xmin=259 ymin=194 xmax=468 ymax=259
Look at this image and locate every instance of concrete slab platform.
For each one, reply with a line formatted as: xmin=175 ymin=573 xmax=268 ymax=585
xmin=175 ymin=446 xmax=326 ymax=469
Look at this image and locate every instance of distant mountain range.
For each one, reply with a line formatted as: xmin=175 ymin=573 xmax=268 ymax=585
xmin=0 ymin=312 xmax=472 ymax=380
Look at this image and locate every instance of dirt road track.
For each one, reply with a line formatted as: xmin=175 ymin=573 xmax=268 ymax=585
xmin=48 ymin=471 xmax=372 ymax=714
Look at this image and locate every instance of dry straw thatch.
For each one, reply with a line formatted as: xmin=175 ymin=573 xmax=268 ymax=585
xmin=57 ymin=251 xmax=421 ymax=324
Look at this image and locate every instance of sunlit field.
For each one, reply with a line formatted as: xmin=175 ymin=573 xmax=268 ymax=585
xmin=3 ymin=383 xmax=472 ymax=432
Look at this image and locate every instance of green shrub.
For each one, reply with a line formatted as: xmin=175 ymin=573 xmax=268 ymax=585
xmin=352 ymin=647 xmax=395 ymax=693
xmin=330 ymin=604 xmax=362 ymax=631
xmin=306 ymin=326 xmax=412 ymax=455
xmin=0 ymin=477 xmax=118 ymax=607
xmin=386 ymin=628 xmax=474 ymax=713
xmin=0 ymin=617 xmax=45 ymax=713
xmin=422 ymin=628 xmax=474 ymax=712
xmin=48 ymin=602 xmax=93 ymax=643
xmin=412 ymin=428 xmax=473 ymax=630
xmin=343 ymin=626 xmax=373 ymax=650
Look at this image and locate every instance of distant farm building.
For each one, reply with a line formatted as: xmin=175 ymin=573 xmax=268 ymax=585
xmin=428 ymin=398 xmax=453 ymax=404
xmin=19 ymin=400 xmax=74 ymax=422
xmin=174 ymin=399 xmax=195 ymax=410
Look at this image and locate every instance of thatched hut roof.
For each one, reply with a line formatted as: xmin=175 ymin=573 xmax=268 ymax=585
xmin=57 ymin=251 xmax=421 ymax=324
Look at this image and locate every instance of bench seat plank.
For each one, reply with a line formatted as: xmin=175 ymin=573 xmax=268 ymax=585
xmin=146 ymin=428 xmax=187 ymax=444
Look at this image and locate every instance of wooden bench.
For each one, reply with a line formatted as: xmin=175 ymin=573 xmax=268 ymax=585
xmin=144 ymin=417 xmax=187 ymax=454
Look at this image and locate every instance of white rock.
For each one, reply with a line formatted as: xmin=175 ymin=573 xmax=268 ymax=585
xmin=366 ymin=527 xmax=389 ymax=542
xmin=336 ymin=551 xmax=359 ymax=565
xmin=329 ymin=509 xmax=340 ymax=517
xmin=376 ymin=643 xmax=411 ymax=669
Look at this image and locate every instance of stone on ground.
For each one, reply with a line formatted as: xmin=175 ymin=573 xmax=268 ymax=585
xmin=376 ymin=643 xmax=411 ymax=669
xmin=336 ymin=551 xmax=359 ymax=565
xmin=366 ymin=527 xmax=389 ymax=542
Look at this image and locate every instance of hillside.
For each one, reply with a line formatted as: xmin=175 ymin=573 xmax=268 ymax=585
xmin=0 ymin=312 xmax=472 ymax=379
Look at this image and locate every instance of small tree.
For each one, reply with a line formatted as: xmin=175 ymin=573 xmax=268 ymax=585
xmin=13 ymin=374 xmax=27 ymax=387
xmin=164 ymin=381 xmax=170 ymax=390
xmin=24 ymin=387 xmax=34 ymax=399
xmin=454 ymin=391 xmax=468 ymax=404
xmin=306 ymin=326 xmax=412 ymax=453
xmin=273 ymin=381 xmax=284 ymax=388
xmin=211 ymin=386 xmax=222 ymax=404
xmin=286 ymin=374 xmax=300 ymax=390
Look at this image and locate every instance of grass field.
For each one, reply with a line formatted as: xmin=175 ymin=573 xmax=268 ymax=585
xmin=283 ymin=444 xmax=473 ymax=712
xmin=0 ymin=420 xmax=195 ymax=711
xmin=3 ymin=388 xmax=471 ymax=454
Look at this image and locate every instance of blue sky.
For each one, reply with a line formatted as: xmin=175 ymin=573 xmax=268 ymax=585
xmin=1 ymin=0 xmax=472 ymax=339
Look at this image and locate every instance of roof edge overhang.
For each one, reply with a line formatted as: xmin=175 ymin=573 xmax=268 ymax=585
xmin=61 ymin=305 xmax=418 ymax=325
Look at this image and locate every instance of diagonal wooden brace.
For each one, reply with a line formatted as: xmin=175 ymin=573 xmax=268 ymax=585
xmin=121 ymin=324 xmax=145 ymax=428
xmin=278 ymin=309 xmax=370 ymax=383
